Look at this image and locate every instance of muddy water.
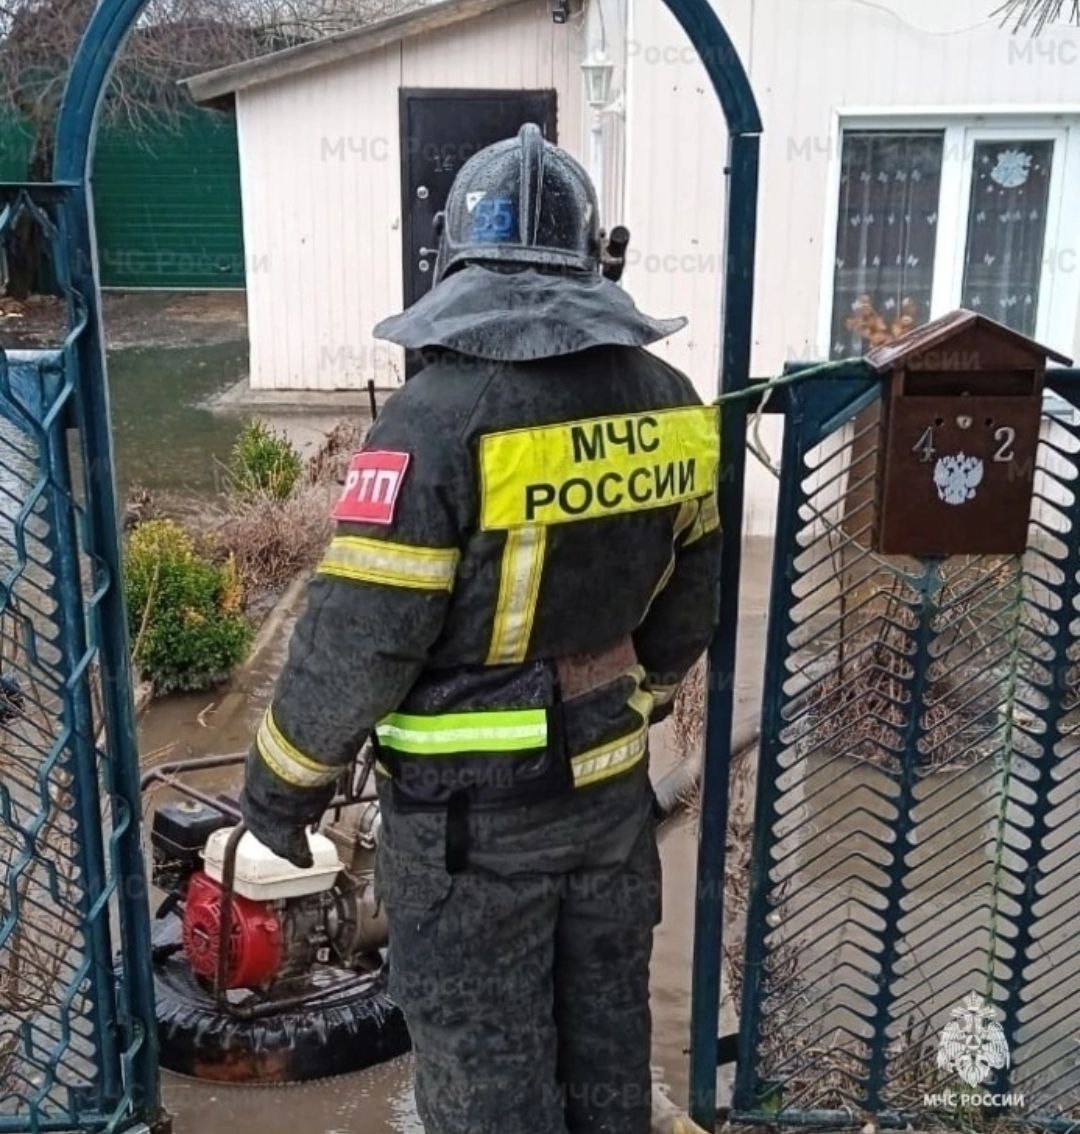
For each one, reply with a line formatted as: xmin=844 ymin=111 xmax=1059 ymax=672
xmin=108 ymin=341 xmax=249 ymax=499
xmin=163 ymin=1054 xmax=425 ymax=1134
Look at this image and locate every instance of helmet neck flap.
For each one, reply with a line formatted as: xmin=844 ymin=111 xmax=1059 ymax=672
xmin=374 ymin=265 xmax=686 ymax=363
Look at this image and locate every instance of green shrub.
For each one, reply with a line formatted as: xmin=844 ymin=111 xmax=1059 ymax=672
xmin=125 ymin=520 xmax=252 ymax=693
xmin=229 ymin=419 xmax=304 ymax=500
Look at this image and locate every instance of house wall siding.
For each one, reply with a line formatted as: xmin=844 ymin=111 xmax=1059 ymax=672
xmin=237 ymin=0 xmax=586 ymax=391
xmin=624 ymin=0 xmax=1080 ymax=532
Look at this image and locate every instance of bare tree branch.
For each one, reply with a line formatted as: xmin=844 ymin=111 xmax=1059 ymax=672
xmin=0 ymin=0 xmax=411 ymax=161
xmin=991 ymin=0 xmax=1080 ymax=32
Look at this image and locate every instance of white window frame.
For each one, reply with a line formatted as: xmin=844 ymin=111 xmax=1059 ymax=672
xmin=817 ymin=109 xmax=1080 ymax=361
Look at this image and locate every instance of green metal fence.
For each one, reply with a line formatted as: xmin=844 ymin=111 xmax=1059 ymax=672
xmin=0 ymin=109 xmax=244 ymax=289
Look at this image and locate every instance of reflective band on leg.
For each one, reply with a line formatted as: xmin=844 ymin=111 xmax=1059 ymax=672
xmin=317 ymin=535 xmax=459 ymax=591
xmin=256 ymin=709 xmax=340 ymax=788
xmin=487 ymin=526 xmax=547 ymax=664
xmin=375 ymin=708 xmax=548 ymax=755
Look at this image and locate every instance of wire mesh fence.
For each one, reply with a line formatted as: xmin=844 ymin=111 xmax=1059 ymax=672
xmin=735 ymin=374 xmax=1080 ymax=1128
xmin=0 ymin=189 xmax=157 ymax=1133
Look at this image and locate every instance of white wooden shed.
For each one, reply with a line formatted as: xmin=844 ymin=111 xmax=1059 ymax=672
xmin=186 ymin=0 xmax=611 ymax=392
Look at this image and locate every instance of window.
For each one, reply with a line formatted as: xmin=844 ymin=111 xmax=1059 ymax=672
xmin=959 ymin=140 xmax=1054 ymax=338
xmin=830 ymin=132 xmax=944 ymax=357
xmin=827 ymin=121 xmax=1079 ymax=358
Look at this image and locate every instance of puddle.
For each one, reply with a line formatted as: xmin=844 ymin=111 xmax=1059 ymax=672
xmin=107 ymin=341 xmax=249 ymax=499
xmin=163 ymin=1055 xmax=424 ymax=1134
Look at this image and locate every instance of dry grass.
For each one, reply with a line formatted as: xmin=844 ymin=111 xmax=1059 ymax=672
xmin=672 ymin=657 xmax=707 ymax=765
xmin=146 ymin=416 xmax=367 ymax=621
xmin=200 ymin=482 xmax=335 ymax=596
xmin=306 ymin=418 xmax=365 ymax=485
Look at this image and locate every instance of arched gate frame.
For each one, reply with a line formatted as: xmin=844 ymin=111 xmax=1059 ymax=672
xmin=0 ymin=1 xmax=759 ymax=1130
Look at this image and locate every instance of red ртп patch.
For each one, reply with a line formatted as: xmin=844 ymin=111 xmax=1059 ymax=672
xmin=333 ymin=451 xmax=411 ymax=525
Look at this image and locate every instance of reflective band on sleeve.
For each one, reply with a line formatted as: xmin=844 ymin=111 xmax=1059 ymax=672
xmin=571 ymin=725 xmax=648 ymax=788
xmin=487 ymin=526 xmax=546 ymax=665
xmin=650 ymin=682 xmax=678 ymax=708
xmin=642 ymin=499 xmax=699 ymax=617
xmin=256 ymin=709 xmax=340 ymax=789
xmin=375 ymin=708 xmax=548 ymax=755
xmin=479 ymin=405 xmax=720 ymax=529
xmin=317 ymin=535 xmax=459 ymax=591
xmin=684 ymin=490 xmax=720 ymax=546
xmin=571 ymin=669 xmax=654 ymax=788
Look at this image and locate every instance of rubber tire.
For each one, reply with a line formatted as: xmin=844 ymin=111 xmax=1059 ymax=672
xmin=153 ymin=933 xmax=411 ymax=1084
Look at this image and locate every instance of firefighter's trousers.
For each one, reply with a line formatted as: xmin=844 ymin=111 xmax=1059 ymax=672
xmin=376 ymin=764 xmax=661 ymax=1134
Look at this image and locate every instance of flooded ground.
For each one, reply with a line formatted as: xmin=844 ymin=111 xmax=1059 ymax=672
xmin=109 ymin=341 xmax=249 ymax=499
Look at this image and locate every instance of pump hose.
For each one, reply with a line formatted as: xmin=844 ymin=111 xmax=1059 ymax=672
xmin=653 ymin=725 xmax=760 ymax=826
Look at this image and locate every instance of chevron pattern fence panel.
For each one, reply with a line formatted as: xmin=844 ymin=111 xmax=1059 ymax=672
xmin=734 ymin=372 xmax=1080 ymax=1129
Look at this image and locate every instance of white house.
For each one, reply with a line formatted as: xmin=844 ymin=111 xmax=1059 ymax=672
xmin=187 ymin=0 xmax=1080 ymax=532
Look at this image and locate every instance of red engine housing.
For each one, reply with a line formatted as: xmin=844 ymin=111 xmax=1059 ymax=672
xmin=182 ymin=871 xmax=284 ymax=989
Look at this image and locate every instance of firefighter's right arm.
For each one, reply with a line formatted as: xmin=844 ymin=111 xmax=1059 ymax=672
xmin=632 ymin=491 xmax=722 ymax=719
xmin=240 ymin=382 xmax=472 ymax=866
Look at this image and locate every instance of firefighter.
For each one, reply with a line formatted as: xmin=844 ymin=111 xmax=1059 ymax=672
xmin=240 ymin=124 xmax=722 ymax=1134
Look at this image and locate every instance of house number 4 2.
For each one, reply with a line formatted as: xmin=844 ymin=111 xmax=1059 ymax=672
xmin=911 ymin=425 xmax=1016 ymax=464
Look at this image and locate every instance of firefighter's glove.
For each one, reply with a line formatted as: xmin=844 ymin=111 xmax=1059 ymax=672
xmin=240 ymin=790 xmax=315 ymax=869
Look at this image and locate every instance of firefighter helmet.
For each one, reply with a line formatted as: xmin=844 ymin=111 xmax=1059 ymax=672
xmin=433 ymin=123 xmax=601 ymax=281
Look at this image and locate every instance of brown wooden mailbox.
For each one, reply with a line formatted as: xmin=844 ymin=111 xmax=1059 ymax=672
xmin=866 ymin=310 xmax=1072 ymax=558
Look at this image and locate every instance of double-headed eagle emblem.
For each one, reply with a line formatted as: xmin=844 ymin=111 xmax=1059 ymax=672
xmin=934 ymin=453 xmax=984 ymax=506
xmin=936 ymin=992 xmax=1010 ymax=1089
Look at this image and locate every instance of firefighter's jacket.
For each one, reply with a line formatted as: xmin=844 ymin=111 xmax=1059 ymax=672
xmin=243 ymin=344 xmax=721 ymax=829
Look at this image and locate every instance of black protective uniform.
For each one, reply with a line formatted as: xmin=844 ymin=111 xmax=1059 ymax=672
xmin=241 ymin=126 xmax=721 ymax=1134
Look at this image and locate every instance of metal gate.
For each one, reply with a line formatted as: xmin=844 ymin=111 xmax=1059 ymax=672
xmin=1 ymin=2 xmax=162 ymax=1130
xmin=693 ymin=359 xmax=1080 ymax=1129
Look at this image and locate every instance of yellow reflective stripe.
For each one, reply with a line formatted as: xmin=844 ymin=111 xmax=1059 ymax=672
xmin=643 ymin=499 xmax=699 ymax=615
xmin=650 ymin=682 xmax=678 ymax=708
xmin=487 ymin=526 xmax=546 ymax=664
xmin=479 ymin=405 xmax=720 ymax=529
xmin=572 ymin=725 xmax=648 ymax=788
xmin=256 ymin=709 xmax=339 ymax=789
xmin=317 ymin=535 xmax=459 ymax=592
xmin=685 ymin=490 xmax=720 ymax=546
xmin=627 ymin=666 xmax=656 ymax=721
xmin=571 ymin=668 xmax=654 ymax=788
xmin=375 ymin=708 xmax=548 ymax=754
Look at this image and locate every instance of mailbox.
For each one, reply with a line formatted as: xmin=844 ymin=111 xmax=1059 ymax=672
xmin=867 ymin=310 xmax=1071 ymax=557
